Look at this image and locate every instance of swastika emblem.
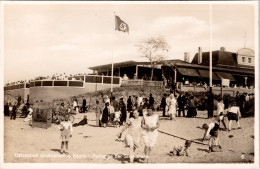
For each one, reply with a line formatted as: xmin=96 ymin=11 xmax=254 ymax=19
xmin=119 ymin=23 xmax=127 ymax=31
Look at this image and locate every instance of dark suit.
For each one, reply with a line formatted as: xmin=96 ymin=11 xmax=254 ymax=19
xmin=161 ymin=96 xmax=167 ymax=117
xmin=82 ymin=99 xmax=87 ymax=113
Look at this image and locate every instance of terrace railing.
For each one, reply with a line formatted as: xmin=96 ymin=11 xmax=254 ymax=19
xmin=121 ymin=79 xmax=163 ymax=87
xmin=4 ymin=75 xmax=122 ymax=91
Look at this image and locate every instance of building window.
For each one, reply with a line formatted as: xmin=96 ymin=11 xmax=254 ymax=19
xmin=248 ymin=57 xmax=252 ymax=63
xmin=242 ymin=57 xmax=245 ymax=62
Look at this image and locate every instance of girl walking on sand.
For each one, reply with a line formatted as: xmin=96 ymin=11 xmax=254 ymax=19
xmin=142 ymin=108 xmax=160 ymax=163
xmin=59 ymin=114 xmax=73 ymax=154
xmin=117 ymin=110 xmax=143 ymax=163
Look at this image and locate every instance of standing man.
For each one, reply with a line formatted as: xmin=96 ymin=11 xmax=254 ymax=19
xmin=10 ymin=102 xmax=17 ymax=120
xmin=160 ymin=94 xmax=167 ymax=117
xmin=17 ymin=96 xmax=22 ymax=106
xmin=177 ymin=93 xmax=186 ymax=117
xmin=127 ymin=96 xmax=133 ymax=119
xmin=111 ymin=96 xmax=119 ymax=112
xmin=82 ymin=97 xmax=87 ymax=113
xmin=149 ymin=93 xmax=155 ymax=110
xmin=4 ymin=102 xmax=9 ymax=116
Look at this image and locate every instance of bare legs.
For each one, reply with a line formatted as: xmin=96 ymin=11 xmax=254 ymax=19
xmin=219 ymin=119 xmax=227 ymax=129
xmin=228 ymin=120 xmax=241 ymax=131
xmin=129 ymin=145 xmax=136 ymax=163
xmin=61 ymin=141 xmax=69 ymax=154
xmin=144 ymin=146 xmax=152 ymax=163
xmin=61 ymin=141 xmax=65 ymax=153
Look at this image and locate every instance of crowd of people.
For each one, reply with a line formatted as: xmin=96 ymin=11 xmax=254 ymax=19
xmin=3 ymin=89 xmax=251 ymax=163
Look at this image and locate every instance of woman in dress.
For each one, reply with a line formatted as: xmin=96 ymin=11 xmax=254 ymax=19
xmin=168 ymin=94 xmax=177 ymax=120
xmin=117 ymin=110 xmax=143 ymax=163
xmin=141 ymin=108 xmax=160 ymax=163
xmin=101 ymin=102 xmax=110 ymax=128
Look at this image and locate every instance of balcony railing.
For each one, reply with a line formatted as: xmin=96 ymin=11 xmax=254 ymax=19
xmin=121 ymin=79 xmax=163 ymax=87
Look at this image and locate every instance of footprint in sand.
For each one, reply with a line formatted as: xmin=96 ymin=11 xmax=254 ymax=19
xmin=83 ymin=136 xmax=91 ymax=138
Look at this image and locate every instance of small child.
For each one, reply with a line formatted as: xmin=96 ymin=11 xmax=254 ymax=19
xmin=202 ymin=121 xmax=222 ymax=153
xmin=114 ymin=110 xmax=121 ymax=127
xmin=59 ymin=114 xmax=73 ymax=154
xmin=208 ymin=130 xmax=222 ymax=152
xmin=170 ymin=140 xmax=192 ymax=156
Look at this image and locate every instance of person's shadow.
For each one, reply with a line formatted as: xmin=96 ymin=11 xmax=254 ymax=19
xmin=197 ymin=148 xmax=209 ymax=153
xmin=50 ymin=148 xmax=62 ymax=154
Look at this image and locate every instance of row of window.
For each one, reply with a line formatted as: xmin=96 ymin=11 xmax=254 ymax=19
xmin=242 ymin=57 xmax=252 ymax=63
xmin=4 ymin=76 xmax=121 ymax=91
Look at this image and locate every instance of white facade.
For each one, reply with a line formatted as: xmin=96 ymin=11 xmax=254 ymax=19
xmin=237 ymin=48 xmax=255 ymax=66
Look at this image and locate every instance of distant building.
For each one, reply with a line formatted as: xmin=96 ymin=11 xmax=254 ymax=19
xmin=88 ymin=60 xmax=185 ymax=81
xmin=162 ymin=47 xmax=255 ymax=89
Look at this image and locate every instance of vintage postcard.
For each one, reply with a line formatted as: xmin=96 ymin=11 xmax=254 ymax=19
xmin=0 ymin=1 xmax=259 ymax=169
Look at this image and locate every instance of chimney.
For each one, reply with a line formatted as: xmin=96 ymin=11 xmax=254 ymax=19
xmin=220 ymin=47 xmax=225 ymax=51
xmin=198 ymin=47 xmax=202 ymax=64
xmin=184 ymin=52 xmax=190 ymax=63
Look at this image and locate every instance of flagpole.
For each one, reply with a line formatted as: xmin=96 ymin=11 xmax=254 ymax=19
xmin=208 ymin=3 xmax=213 ymax=119
xmin=111 ymin=12 xmax=115 ymax=98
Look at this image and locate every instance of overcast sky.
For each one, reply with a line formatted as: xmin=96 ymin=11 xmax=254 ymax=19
xmin=3 ymin=2 xmax=256 ymax=84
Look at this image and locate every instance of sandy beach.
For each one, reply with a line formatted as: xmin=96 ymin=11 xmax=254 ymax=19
xmin=4 ymin=110 xmax=254 ymax=163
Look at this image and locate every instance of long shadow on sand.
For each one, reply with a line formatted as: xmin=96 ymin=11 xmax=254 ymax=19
xmin=50 ymin=148 xmax=62 ymax=154
xmin=87 ymin=124 xmax=100 ymax=127
xmin=191 ymin=116 xmax=208 ymax=119
xmin=197 ymin=148 xmax=209 ymax=153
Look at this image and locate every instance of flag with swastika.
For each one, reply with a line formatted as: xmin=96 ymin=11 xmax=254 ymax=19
xmin=115 ymin=15 xmax=129 ymax=33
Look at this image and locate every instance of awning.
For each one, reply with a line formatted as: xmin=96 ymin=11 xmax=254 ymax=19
xmin=215 ymin=72 xmax=235 ymax=81
xmin=232 ymin=73 xmax=255 ymax=78
xmin=177 ymin=68 xmax=200 ymax=77
xmin=197 ymin=69 xmax=219 ymax=80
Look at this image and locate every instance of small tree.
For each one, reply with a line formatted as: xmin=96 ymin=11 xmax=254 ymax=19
xmin=136 ymin=35 xmax=170 ymax=81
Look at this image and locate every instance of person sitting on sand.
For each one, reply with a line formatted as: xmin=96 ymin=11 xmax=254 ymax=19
xmin=73 ymin=115 xmax=88 ymax=127
xmin=59 ymin=114 xmax=73 ymax=154
xmin=202 ymin=119 xmax=221 ymax=153
xmin=170 ymin=140 xmax=192 ymax=156
xmin=226 ymin=102 xmax=242 ymax=132
xmin=116 ymin=110 xmax=143 ymax=163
